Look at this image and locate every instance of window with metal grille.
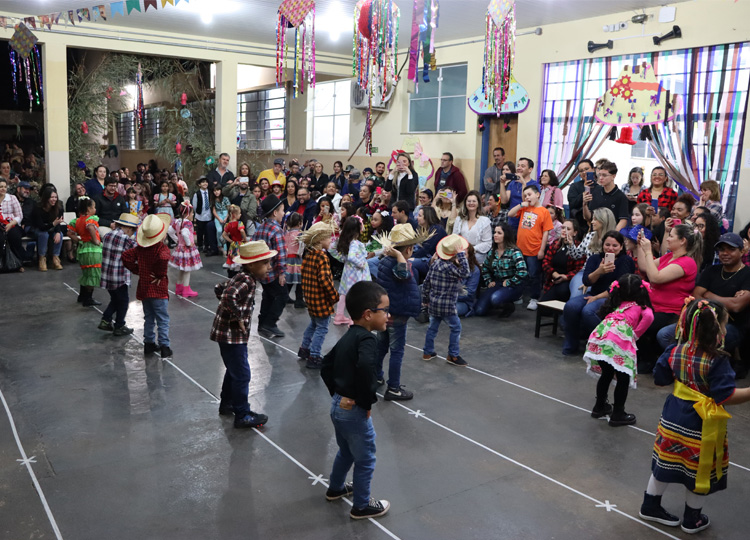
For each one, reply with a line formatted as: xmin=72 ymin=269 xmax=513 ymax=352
xmin=115 ymin=111 xmax=136 ymax=150
xmin=237 ymin=88 xmax=286 ymax=151
xmin=408 ymin=64 xmax=467 ymax=133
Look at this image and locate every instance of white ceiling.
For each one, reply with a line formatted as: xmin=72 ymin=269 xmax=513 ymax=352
xmin=2 ymin=0 xmax=691 ymax=56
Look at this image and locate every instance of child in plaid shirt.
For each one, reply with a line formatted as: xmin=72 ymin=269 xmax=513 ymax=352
xmin=298 ymin=222 xmax=339 ymax=369
xmin=422 ymin=235 xmax=471 ymax=366
xmin=98 ymin=213 xmax=137 ymax=336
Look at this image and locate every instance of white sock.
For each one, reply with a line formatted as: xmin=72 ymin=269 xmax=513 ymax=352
xmin=685 ymin=489 xmax=705 ymax=509
xmin=646 ymin=474 xmax=668 ymax=496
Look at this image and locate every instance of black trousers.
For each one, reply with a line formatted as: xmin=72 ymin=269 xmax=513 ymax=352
xmin=102 ymin=285 xmax=130 ymax=328
xmin=597 ymin=362 xmax=630 ymax=408
xmin=194 ymin=219 xmax=217 ymax=253
xmin=539 ymin=281 xmax=571 ymax=302
xmin=0 ymin=224 xmax=24 ymax=260
xmin=259 ymin=278 xmax=288 ymax=329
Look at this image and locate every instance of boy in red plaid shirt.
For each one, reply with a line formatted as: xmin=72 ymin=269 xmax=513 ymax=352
xmin=98 ymin=213 xmax=138 ymax=336
xmin=298 ymin=222 xmax=339 ymax=369
xmin=211 ymin=240 xmax=276 ymax=429
xmin=122 ymin=213 xmax=173 ymax=359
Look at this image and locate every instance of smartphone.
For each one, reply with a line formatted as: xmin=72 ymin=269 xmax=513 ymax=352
xmin=584 ymin=185 xmax=591 ymax=194
xmin=505 ymin=173 xmax=518 ymax=181
xmin=586 ymin=172 xmax=596 ymax=183
xmin=672 ymin=218 xmax=682 ymax=226
xmin=445 ymin=191 xmax=453 ymax=199
xmin=604 ymin=252 xmax=615 ymax=265
xmin=376 ymin=187 xmax=382 ymax=195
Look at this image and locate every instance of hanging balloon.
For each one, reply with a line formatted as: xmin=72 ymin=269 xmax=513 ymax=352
xmin=81 ymin=121 xmax=89 ymax=134
xmin=180 ymin=92 xmax=187 ymax=106
xmin=175 ymin=142 xmax=182 ymax=155
xmin=180 ymin=109 xmax=191 ymax=119
xmin=205 ymin=156 xmax=215 ymax=166
xmin=358 ymin=0 xmax=372 ymax=38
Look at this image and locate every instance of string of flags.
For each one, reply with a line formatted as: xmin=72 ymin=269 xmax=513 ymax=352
xmin=0 ymin=0 xmax=189 ymax=30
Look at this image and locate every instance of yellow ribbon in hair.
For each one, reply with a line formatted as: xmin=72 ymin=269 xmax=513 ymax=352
xmin=672 ymin=380 xmax=732 ymax=494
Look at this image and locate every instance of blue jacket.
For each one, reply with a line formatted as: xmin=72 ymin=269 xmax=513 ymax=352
xmin=412 ymin=224 xmax=447 ymax=260
xmin=376 ymin=256 xmax=421 ymax=318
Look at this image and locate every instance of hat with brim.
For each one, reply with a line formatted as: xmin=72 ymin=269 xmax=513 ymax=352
xmin=715 ymin=232 xmax=743 ymax=250
xmin=136 ymin=213 xmax=171 ymax=247
xmin=233 ymin=240 xmax=277 ymax=265
xmin=113 ymin=213 xmax=139 ymax=228
xmin=436 ymin=234 xmax=469 ymax=260
xmin=260 ymin=194 xmax=283 ymax=217
xmin=376 ymin=223 xmax=434 ymax=249
xmin=298 ymin=221 xmax=337 ymax=248
xmin=622 ymin=224 xmax=653 ymax=242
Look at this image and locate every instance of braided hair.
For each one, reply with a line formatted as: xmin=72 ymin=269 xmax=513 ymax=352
xmin=676 ymin=298 xmax=729 ymax=358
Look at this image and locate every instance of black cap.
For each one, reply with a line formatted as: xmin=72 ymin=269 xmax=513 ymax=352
xmin=715 ymin=233 xmax=743 ymax=250
xmin=260 ymin=194 xmax=283 ymax=217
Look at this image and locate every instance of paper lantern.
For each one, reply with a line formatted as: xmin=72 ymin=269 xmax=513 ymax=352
xmin=180 ymin=92 xmax=187 ymax=106
xmin=175 ymin=142 xmax=182 ymax=155
xmin=358 ymin=0 xmax=372 ymax=38
xmin=81 ymin=121 xmax=89 ymax=134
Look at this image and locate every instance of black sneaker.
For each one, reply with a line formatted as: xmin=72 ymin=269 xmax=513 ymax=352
xmin=446 ymin=355 xmax=468 ymax=367
xmin=376 ymin=378 xmax=385 ymax=387
xmin=294 ymin=299 xmax=307 ymax=309
xmin=608 ymin=411 xmax=636 ymax=426
xmin=297 ymin=347 xmax=310 ymax=360
xmin=113 ymin=326 xmax=134 ymax=337
xmin=234 ymin=411 xmax=268 ymax=428
xmin=144 ymin=342 xmax=159 ymax=355
xmin=218 ymin=403 xmax=234 ymax=416
xmin=498 ymin=303 xmax=516 ymax=318
xmin=306 ymin=356 xmax=322 ymax=369
xmin=160 ymin=346 xmax=174 ymax=359
xmin=639 ymin=494 xmax=680 ymax=527
xmin=681 ymin=507 xmax=710 ymax=534
xmin=98 ymin=319 xmax=114 ymax=331
xmin=83 ymin=296 xmax=102 ymax=307
xmin=325 ymin=482 xmax=354 ymax=501
xmin=591 ymin=401 xmax=613 ymax=419
xmin=384 ymin=385 xmax=414 ymax=401
xmin=350 ymin=499 xmax=390 ymax=520
xmin=259 ymin=325 xmax=285 ymax=338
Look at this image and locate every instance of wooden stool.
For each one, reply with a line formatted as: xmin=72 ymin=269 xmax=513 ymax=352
xmin=534 ymin=300 xmax=566 ymax=338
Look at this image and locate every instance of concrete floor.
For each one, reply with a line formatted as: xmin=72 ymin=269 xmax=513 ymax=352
xmin=1 ymin=258 xmax=749 ymax=540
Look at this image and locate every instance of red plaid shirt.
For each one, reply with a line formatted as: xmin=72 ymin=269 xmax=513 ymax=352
xmin=251 ymin=219 xmax=287 ymax=283
xmin=541 ymin=240 xmax=586 ymax=293
xmin=122 ymin=243 xmax=171 ymax=300
xmin=637 ymin=187 xmax=678 ymax=211
xmin=210 ymin=272 xmax=257 ymax=344
xmin=100 ymin=228 xmax=136 ymax=290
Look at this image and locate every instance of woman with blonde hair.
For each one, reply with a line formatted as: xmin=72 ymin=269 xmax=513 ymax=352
xmin=567 ymin=207 xmax=617 ymax=298
xmin=452 ymin=190 xmax=492 ymax=264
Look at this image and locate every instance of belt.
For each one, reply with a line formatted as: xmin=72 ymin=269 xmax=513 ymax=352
xmin=672 ymin=380 xmax=732 ymax=494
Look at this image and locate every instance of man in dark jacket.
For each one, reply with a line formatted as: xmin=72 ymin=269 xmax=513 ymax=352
xmin=207 ymin=152 xmax=235 ymax=186
xmin=95 ymin=177 xmax=127 ymax=228
xmin=567 ymin=159 xmax=595 ymax=230
xmin=286 ymin=187 xmax=318 ymax=229
xmin=433 ymin=152 xmax=468 ymax=203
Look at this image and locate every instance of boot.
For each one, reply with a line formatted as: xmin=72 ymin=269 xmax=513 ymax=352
xmin=175 ymin=284 xmax=184 ymax=297
xmin=297 ymin=347 xmax=310 ymax=360
xmin=78 ymin=285 xmax=84 ymax=303
xmin=82 ymin=287 xmax=101 ymax=307
xmin=591 ymin=397 xmax=613 ymax=419
xmin=638 ymin=493 xmax=680 ymax=527
xmin=38 ymin=257 xmax=47 ymax=272
xmin=182 ymin=286 xmax=198 ymax=298
xmin=608 ymin=405 xmax=636 ymax=427
xmin=681 ymin=504 xmax=710 ymax=534
xmin=51 ymin=256 xmax=63 ymax=270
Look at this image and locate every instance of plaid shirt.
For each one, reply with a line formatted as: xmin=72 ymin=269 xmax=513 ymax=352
xmin=637 ymin=187 xmax=678 ymax=211
xmin=252 ymin=219 xmax=287 ymax=283
xmin=100 ymin=228 xmax=136 ymax=290
xmin=0 ymin=194 xmax=23 ymax=224
xmin=122 ymin=243 xmax=171 ymax=300
xmin=422 ymin=252 xmax=470 ymax=316
xmin=301 ymin=248 xmax=339 ymax=318
xmin=210 ymin=272 xmax=257 ymax=344
xmin=481 ymin=247 xmax=528 ymax=288
xmin=541 ymin=239 xmax=586 ymax=293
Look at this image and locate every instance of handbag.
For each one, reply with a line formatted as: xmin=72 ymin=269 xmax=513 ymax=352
xmin=0 ymin=238 xmax=22 ymax=273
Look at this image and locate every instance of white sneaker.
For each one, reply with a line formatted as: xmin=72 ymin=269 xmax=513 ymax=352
xmin=527 ymin=299 xmax=538 ymax=311
xmin=514 ymin=298 xmax=523 ymax=305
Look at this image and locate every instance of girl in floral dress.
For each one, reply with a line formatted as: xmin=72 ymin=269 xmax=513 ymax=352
xmin=221 ymin=205 xmax=246 ymax=278
xmin=168 ymin=201 xmax=202 ymax=297
xmin=330 ymin=216 xmax=371 ymax=325
xmin=68 ymin=197 xmax=102 ymax=306
xmin=583 ymin=273 xmax=654 ymax=426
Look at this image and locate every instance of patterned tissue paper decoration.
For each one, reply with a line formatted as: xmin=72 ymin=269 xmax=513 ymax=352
xmin=482 ymin=0 xmax=515 ymax=116
xmin=353 ymin=0 xmax=401 ymax=155
xmin=276 ymin=0 xmax=316 ymax=94
xmin=9 ymin=23 xmax=38 ymax=58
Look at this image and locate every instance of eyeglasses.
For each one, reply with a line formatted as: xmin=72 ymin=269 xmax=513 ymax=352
xmin=695 ymin=223 xmax=706 ymax=230
xmin=370 ymin=307 xmax=390 ymax=314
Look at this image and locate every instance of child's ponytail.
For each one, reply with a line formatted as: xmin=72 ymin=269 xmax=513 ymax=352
xmin=676 ymin=298 xmax=729 ymax=358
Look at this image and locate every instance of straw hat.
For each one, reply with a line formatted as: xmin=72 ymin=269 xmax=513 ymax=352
xmin=112 ymin=213 xmax=140 ymax=228
xmin=136 ymin=213 xmax=171 ymax=247
xmin=298 ymin=221 xmax=336 ymax=248
xmin=233 ymin=240 xmax=278 ymax=265
xmin=436 ymin=234 xmax=469 ymax=260
xmin=376 ymin=223 xmax=434 ymax=249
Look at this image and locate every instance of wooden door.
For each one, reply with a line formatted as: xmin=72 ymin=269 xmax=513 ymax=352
xmin=488 ymin=114 xmax=518 ymax=165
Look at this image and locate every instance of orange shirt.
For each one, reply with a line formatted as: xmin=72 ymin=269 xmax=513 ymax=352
xmin=516 ymin=206 xmax=553 ymax=256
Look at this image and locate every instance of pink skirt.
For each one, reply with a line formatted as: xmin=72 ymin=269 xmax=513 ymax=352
xmin=169 ymin=246 xmax=203 ymax=272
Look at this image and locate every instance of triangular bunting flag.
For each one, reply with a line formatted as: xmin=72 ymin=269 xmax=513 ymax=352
xmin=0 ymin=17 xmax=7 ymax=29
xmin=176 ymin=0 xmax=189 ymax=4
xmin=144 ymin=0 xmax=158 ymax=11
xmin=78 ymin=8 xmax=91 ymax=22
xmin=24 ymin=17 xmax=36 ymax=29
xmin=68 ymin=11 xmax=76 ymax=25
xmin=126 ymin=0 xmax=142 ymax=14
xmin=161 ymin=0 xmax=174 ymax=7
xmin=111 ymin=2 xmax=125 ymax=17
xmin=53 ymin=13 xmax=63 ymax=25
xmin=40 ymin=15 xmax=52 ymax=30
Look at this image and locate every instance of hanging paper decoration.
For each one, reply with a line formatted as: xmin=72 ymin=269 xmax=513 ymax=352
xmin=180 ymin=92 xmax=187 ymax=106
xmin=81 ymin=121 xmax=89 ymax=134
xmin=407 ymin=0 xmax=439 ymax=92
xmin=8 ymin=24 xmax=43 ymax=107
xmin=276 ymin=0 xmax=316 ymax=97
xmin=482 ymin=0 xmax=516 ymax=115
xmin=468 ymin=74 xmax=529 ymax=115
xmin=594 ymin=63 xmax=682 ymax=126
xmin=175 ymin=141 xmax=182 ymax=155
xmin=134 ymin=63 xmax=144 ymax=132
xmin=353 ymin=0 xmax=401 ymax=155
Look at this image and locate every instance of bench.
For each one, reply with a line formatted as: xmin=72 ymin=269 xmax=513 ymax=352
xmin=534 ymin=300 xmax=566 ymax=338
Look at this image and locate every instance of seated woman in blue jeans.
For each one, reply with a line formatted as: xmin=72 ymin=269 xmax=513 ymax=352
xmin=562 ymin=230 xmax=635 ymax=355
xmin=474 ymin=222 xmax=528 ymax=317
xmin=409 ymin=206 xmax=446 ymax=283
xmin=457 ymin=244 xmax=481 ymax=317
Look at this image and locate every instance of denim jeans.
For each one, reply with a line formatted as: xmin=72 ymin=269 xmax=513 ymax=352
xmin=562 ymin=295 xmax=605 ymax=354
xmin=142 ymin=298 xmax=170 ymax=348
xmin=376 ymin=317 xmax=408 ymax=389
xmin=568 ymin=270 xmax=585 ymax=299
xmin=218 ymin=342 xmax=251 ymax=416
xmin=102 ymin=284 xmax=130 ymax=328
xmin=424 ymin=314 xmax=462 ymax=357
xmin=411 ymin=257 xmax=430 ymax=283
xmin=301 ymin=315 xmax=331 ymax=358
xmin=328 ymin=393 xmax=376 ymax=510
xmin=657 ymin=322 xmax=740 ymax=352
xmin=36 ymin=229 xmax=62 ymax=257
xmin=456 ymin=300 xmax=474 ymax=317
xmin=474 ymin=283 xmax=524 ymax=316
xmin=524 ymin=255 xmax=542 ymax=300
xmin=367 ymin=257 xmax=380 ymax=280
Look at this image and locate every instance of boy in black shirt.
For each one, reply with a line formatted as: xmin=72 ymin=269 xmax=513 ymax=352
xmin=321 ymin=281 xmax=391 ymax=520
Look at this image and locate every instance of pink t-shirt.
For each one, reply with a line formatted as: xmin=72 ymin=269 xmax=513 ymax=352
xmin=649 ymin=254 xmax=698 ymax=314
